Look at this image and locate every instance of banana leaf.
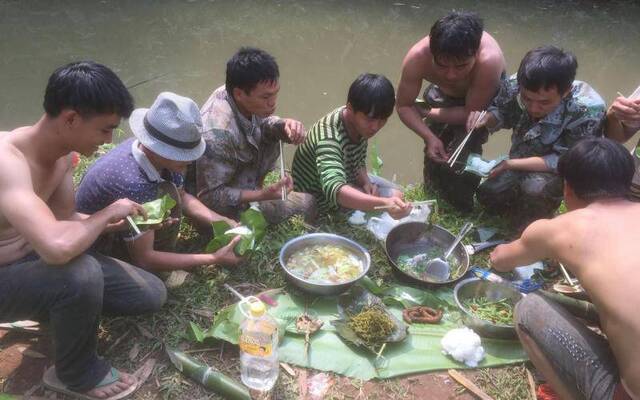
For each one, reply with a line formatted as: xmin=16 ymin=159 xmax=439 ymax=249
xmin=132 ymin=194 xmax=177 ymax=225
xmin=204 ymin=207 xmax=267 ymax=256
xmin=208 ymin=284 xmax=527 ymax=380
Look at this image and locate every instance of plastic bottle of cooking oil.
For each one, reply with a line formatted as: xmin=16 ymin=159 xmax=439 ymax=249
xmin=239 ymin=299 xmax=279 ymax=391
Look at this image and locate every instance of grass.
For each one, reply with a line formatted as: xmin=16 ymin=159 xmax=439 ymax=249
xmin=68 ymin=152 xmax=532 ymax=399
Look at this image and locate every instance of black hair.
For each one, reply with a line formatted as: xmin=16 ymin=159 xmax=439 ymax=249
xmin=430 ymin=11 xmax=483 ymax=62
xmin=558 ymin=137 xmax=633 ymax=201
xmin=225 ymin=47 xmax=279 ymax=94
xmin=43 ymin=61 xmax=134 ymax=118
xmin=517 ymin=46 xmax=577 ymax=94
xmin=347 ymin=73 xmax=395 ymax=120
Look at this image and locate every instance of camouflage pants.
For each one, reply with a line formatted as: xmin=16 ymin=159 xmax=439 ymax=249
xmin=258 ymin=191 xmax=318 ymax=225
xmin=477 ymin=170 xmax=563 ymax=229
xmin=422 ymin=84 xmax=488 ymax=212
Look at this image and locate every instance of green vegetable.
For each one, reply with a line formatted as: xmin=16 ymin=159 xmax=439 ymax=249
xmin=166 ymin=348 xmax=250 ymax=400
xmin=464 ymin=297 xmax=514 ymax=325
xmin=205 ymin=207 xmax=267 ymax=256
xmin=132 ymin=194 xmax=177 ymax=225
xmin=347 ymin=305 xmax=395 ymax=346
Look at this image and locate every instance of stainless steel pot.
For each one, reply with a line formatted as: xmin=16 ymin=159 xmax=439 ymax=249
xmin=279 ymin=233 xmax=371 ymax=296
xmin=453 ymin=278 xmax=524 ymax=339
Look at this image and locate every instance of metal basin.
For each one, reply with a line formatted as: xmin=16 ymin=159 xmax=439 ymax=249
xmin=453 ymin=278 xmax=524 ymax=339
xmin=385 ymin=222 xmax=470 ymax=285
xmin=279 ymin=233 xmax=371 ymax=296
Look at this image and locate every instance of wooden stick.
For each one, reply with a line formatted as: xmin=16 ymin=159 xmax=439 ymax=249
xmin=447 ymin=369 xmax=494 ymax=400
xmin=279 ymin=140 xmax=287 ymax=201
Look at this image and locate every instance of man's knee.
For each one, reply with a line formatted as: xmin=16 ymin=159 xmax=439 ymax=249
xmin=137 ymin=273 xmax=167 ymax=313
xmin=515 ymin=293 xmax=549 ymax=334
xmin=55 ymin=255 xmax=104 ymax=309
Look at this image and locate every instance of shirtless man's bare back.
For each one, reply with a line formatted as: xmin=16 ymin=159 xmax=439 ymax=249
xmin=396 ymin=11 xmax=505 ymax=211
xmin=491 ymin=138 xmax=639 ymax=400
xmin=0 ymin=61 xmax=166 ymax=400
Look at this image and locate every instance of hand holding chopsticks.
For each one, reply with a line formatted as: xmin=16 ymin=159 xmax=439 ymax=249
xmin=447 ymin=110 xmax=487 ymax=168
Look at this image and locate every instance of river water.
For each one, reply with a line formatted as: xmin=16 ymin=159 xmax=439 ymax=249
xmin=1 ymin=0 xmax=639 ymax=183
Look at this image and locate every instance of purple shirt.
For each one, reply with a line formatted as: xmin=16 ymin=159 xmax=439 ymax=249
xmin=76 ymin=138 xmax=183 ymax=215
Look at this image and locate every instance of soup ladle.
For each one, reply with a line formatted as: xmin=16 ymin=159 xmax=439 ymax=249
xmin=424 ymin=222 xmax=474 ymax=282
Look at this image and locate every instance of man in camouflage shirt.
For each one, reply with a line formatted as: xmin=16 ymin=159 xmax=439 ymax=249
xmin=468 ymin=46 xmax=605 ymax=230
xmin=187 ymin=47 xmax=316 ymax=224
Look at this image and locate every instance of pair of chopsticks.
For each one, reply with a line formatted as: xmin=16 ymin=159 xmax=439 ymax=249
xmin=373 ymin=199 xmax=437 ymax=210
xmin=279 ymin=140 xmax=287 ymax=201
xmin=447 ymin=110 xmax=487 ymax=168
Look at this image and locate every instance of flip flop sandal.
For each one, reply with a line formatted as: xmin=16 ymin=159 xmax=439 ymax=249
xmin=43 ymin=366 xmax=138 ymax=400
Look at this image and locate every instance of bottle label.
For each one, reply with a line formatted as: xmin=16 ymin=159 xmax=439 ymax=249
xmin=239 ymin=332 xmax=273 ymax=357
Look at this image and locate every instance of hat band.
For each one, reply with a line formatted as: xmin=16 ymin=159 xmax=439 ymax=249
xmin=143 ymin=116 xmax=200 ymax=150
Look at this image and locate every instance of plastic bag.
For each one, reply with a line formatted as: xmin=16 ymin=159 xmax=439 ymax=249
xmin=366 ymin=202 xmax=433 ymax=241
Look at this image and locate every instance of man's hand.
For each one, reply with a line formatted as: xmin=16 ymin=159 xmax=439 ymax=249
xmin=425 ymin=137 xmax=449 ymax=163
xmin=609 ymin=96 xmax=640 ymax=126
xmin=362 ymin=181 xmax=379 ymax=196
xmin=384 ymin=197 xmax=412 ymax=220
xmin=489 ymin=160 xmax=510 ymax=178
xmin=283 ymin=119 xmax=306 ymax=144
xmin=105 ymin=199 xmax=146 ymax=224
xmin=261 ymin=175 xmax=293 ymax=200
xmin=465 ymin=110 xmax=492 ymax=132
xmin=211 ymin=235 xmax=243 ymax=266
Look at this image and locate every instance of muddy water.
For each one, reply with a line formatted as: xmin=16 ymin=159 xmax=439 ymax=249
xmin=1 ymin=0 xmax=640 ymax=183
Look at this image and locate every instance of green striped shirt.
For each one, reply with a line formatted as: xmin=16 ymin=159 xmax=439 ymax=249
xmin=292 ymin=107 xmax=368 ymax=212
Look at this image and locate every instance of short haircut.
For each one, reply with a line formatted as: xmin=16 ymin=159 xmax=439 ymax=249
xmin=347 ymin=73 xmax=395 ymax=120
xmin=225 ymin=47 xmax=279 ymax=94
xmin=558 ymin=137 xmax=634 ymax=201
xmin=430 ymin=11 xmax=483 ymax=62
xmin=43 ymin=61 xmax=134 ymax=118
xmin=517 ymin=46 xmax=577 ymax=94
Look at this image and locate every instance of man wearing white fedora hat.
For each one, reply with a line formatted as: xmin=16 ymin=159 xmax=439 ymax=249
xmin=76 ymin=92 xmax=242 ymax=272
xmin=188 ymin=47 xmax=317 ymax=224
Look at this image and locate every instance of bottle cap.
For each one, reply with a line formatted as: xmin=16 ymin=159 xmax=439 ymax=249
xmin=249 ymin=300 xmax=266 ymax=317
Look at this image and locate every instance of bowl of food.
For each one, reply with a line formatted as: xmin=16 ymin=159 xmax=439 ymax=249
xmin=453 ymin=278 xmax=523 ymax=339
xmin=279 ymin=233 xmax=371 ymax=295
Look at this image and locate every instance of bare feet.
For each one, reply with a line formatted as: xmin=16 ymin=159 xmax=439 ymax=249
xmin=85 ymin=370 xmax=136 ymax=399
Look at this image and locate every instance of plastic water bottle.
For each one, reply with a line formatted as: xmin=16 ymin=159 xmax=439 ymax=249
xmin=239 ymin=299 xmax=279 ymax=391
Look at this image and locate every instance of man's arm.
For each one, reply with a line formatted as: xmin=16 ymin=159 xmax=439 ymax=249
xmin=127 ymin=231 xmax=242 ymax=271
xmin=180 ymin=190 xmax=236 ymax=228
xmin=488 ymin=157 xmax=552 ymax=178
xmin=605 ymin=96 xmax=640 ymax=143
xmin=262 ymin=117 xmax=306 ymax=145
xmin=396 ymin=49 xmax=448 ymax=163
xmin=490 ymin=219 xmax=557 ymax=272
xmin=0 ymin=153 xmax=144 ymax=265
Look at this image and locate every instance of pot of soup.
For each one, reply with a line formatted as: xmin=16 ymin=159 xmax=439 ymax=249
xmin=279 ymin=233 xmax=371 ymax=296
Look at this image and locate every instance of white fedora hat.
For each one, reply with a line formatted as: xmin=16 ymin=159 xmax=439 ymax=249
xmin=129 ymin=92 xmax=206 ymax=162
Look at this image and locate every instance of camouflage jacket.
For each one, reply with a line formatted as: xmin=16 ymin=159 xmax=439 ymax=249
xmin=192 ymin=86 xmax=288 ymax=216
xmin=487 ymin=76 xmax=605 ymax=171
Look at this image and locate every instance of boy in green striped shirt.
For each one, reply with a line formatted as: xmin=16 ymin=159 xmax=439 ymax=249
xmin=292 ymin=74 xmax=412 ymax=219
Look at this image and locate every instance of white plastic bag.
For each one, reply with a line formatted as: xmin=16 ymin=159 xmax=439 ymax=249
xmin=365 ymin=202 xmax=433 ymax=241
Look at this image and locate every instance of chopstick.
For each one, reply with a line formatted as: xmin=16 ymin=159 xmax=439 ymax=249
xmin=279 ymin=140 xmax=287 ymax=201
xmin=126 ymin=215 xmax=142 ymax=235
xmin=559 ymin=263 xmax=577 ymax=287
xmin=373 ymin=200 xmax=437 ymax=210
xmin=447 ymin=110 xmax=486 ymax=167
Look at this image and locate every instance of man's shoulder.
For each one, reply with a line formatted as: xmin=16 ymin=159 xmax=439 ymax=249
xmin=201 ymin=86 xmax=235 ymax=132
xmin=402 ymin=37 xmax=432 ymax=77
xmin=312 ymin=107 xmax=344 ymax=138
xmin=570 ymin=81 xmax=606 ymax=117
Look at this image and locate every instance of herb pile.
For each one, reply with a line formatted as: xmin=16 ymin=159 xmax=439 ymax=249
xmin=347 ymin=305 xmax=395 ymax=346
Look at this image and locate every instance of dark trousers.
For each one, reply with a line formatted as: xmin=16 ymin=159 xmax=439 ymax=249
xmin=422 ymin=84 xmax=488 ymax=212
xmin=477 ymin=170 xmax=563 ymax=229
xmin=0 ymin=252 xmax=166 ymax=391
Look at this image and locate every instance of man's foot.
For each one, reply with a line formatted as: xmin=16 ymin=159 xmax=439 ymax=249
xmin=85 ymin=369 xmax=136 ymax=399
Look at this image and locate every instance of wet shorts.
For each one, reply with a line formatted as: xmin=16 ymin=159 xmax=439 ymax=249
xmin=515 ymin=293 xmax=631 ymax=400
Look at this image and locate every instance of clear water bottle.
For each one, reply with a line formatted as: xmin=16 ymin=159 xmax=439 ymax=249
xmin=239 ymin=299 xmax=279 ymax=391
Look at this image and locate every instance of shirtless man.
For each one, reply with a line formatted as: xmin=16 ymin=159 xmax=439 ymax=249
xmin=491 ymin=137 xmax=638 ymax=400
xmin=397 ymin=11 xmax=505 ymax=211
xmin=0 ymin=61 xmax=166 ymax=399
